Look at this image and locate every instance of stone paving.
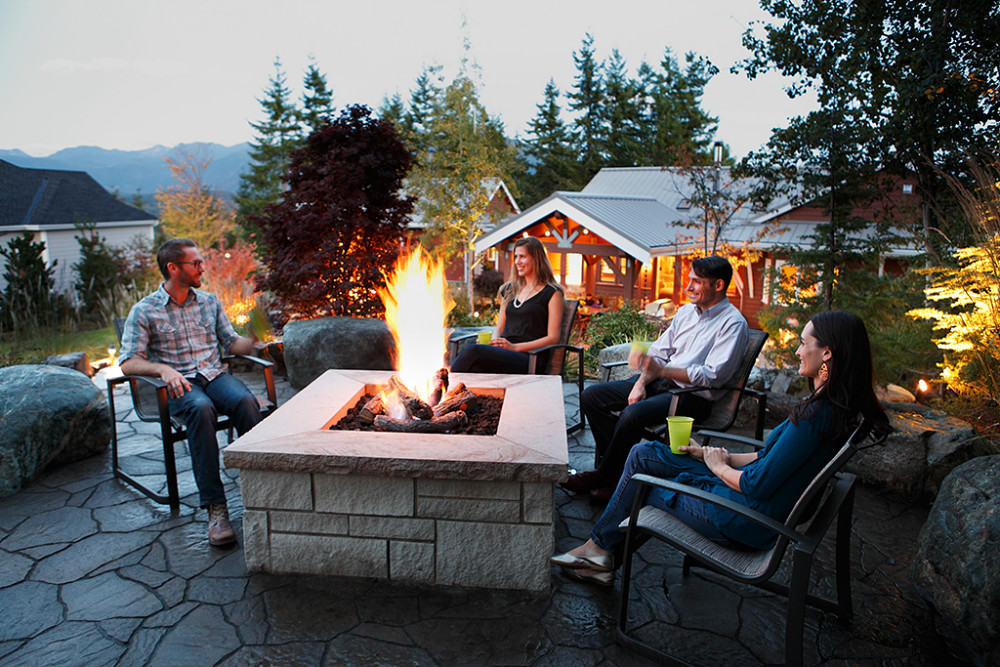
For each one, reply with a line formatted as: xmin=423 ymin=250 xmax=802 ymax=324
xmin=0 ymin=370 xmax=971 ymax=666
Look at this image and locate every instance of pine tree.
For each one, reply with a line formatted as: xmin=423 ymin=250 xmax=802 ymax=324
xmin=401 ymin=66 xmax=444 ymax=163
xmin=603 ymin=49 xmax=645 ymax=167
xmin=639 ymin=49 xmax=718 ymax=165
xmin=517 ymin=79 xmax=577 ymax=206
xmin=567 ymin=34 xmax=607 ymax=183
xmin=298 ymin=57 xmax=335 ymax=135
xmin=235 ymin=59 xmax=301 ymax=233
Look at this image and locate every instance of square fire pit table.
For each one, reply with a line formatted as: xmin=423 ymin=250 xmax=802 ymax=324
xmin=223 ymin=369 xmax=569 ymax=593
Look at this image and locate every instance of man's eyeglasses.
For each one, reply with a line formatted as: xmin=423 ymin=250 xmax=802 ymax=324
xmin=174 ymin=260 xmax=205 ymax=269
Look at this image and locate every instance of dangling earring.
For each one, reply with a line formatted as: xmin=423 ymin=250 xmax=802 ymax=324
xmin=818 ymin=361 xmax=830 ymax=384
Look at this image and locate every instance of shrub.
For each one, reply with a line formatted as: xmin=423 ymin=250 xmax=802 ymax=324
xmin=581 ymin=302 xmax=660 ymax=376
xmin=0 ymin=232 xmax=74 ymax=333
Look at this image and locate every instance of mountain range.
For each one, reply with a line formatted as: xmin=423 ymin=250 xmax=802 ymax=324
xmin=0 ymin=143 xmax=251 ymax=207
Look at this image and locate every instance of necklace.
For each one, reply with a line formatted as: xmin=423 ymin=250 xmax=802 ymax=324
xmin=513 ymin=284 xmax=540 ymax=308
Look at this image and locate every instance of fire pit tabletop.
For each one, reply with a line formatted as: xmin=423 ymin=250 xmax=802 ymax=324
xmin=224 ymin=369 xmax=569 ymax=483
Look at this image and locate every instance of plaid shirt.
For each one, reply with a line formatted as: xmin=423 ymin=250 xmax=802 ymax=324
xmin=119 ymin=285 xmax=240 ymax=382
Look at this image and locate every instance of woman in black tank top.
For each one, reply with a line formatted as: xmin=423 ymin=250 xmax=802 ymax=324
xmin=451 ymin=236 xmax=564 ymax=374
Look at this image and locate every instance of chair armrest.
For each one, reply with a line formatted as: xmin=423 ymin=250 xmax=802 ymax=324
xmin=224 ymin=355 xmax=277 ymax=406
xmin=525 ymin=342 xmax=583 ymax=357
xmin=224 ymin=353 xmax=274 ymax=368
xmin=600 ymin=359 xmax=630 ymax=370
xmin=696 ymin=430 xmax=767 ymax=450
xmin=450 ymin=332 xmax=479 ymax=344
xmin=108 ymin=373 xmax=167 ymax=389
xmin=526 ymin=343 xmax=583 ymax=374
xmin=630 ymin=473 xmax=800 ymax=543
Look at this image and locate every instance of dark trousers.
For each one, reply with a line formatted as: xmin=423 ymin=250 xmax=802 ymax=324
xmin=581 ymin=374 xmax=712 ymax=486
xmin=168 ymin=373 xmax=262 ymax=507
xmin=450 ymin=343 xmax=531 ymax=374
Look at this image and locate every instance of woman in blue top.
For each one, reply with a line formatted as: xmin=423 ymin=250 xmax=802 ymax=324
xmin=551 ymin=310 xmax=890 ymax=586
xmin=451 ymin=236 xmax=564 ymax=374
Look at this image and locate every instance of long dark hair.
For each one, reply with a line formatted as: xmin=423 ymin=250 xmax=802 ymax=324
xmin=498 ymin=236 xmax=563 ymax=303
xmin=791 ymin=311 xmax=890 ymax=438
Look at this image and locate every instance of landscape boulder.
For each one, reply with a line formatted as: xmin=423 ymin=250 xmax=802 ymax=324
xmin=910 ymin=455 xmax=1000 ymax=666
xmin=44 ymin=352 xmax=92 ymax=377
xmin=847 ymin=402 xmax=984 ymax=501
xmin=282 ymin=317 xmax=395 ymax=389
xmin=0 ymin=365 xmax=111 ymax=499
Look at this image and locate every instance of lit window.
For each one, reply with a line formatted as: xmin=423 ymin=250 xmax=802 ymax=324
xmin=902 ymin=184 xmax=913 ymax=195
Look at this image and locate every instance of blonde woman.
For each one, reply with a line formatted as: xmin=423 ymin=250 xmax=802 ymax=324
xmin=451 ymin=236 xmax=564 ymax=374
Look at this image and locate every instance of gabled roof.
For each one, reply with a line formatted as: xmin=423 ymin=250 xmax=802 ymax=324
xmin=406 ymin=178 xmax=519 ymax=230
xmin=0 ymin=159 xmax=154 ymax=229
xmin=476 ymin=166 xmax=921 ymax=259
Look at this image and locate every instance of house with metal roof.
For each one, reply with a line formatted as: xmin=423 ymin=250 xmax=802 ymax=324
xmin=0 ymin=160 xmax=157 ymax=295
xmin=474 ymin=166 xmax=922 ymax=326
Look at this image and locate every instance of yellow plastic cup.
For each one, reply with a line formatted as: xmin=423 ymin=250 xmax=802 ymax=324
xmin=666 ymin=416 xmax=695 ymax=455
xmin=629 ymin=341 xmax=651 ymax=368
xmin=629 ymin=341 xmax=651 ymax=355
xmin=477 ymin=330 xmax=492 ymax=345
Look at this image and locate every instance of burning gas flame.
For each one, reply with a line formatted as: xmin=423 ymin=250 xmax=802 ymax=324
xmin=379 ymin=248 xmax=454 ymax=403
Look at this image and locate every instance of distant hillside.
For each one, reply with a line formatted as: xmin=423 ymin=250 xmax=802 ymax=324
xmin=0 ymin=143 xmax=250 ymax=207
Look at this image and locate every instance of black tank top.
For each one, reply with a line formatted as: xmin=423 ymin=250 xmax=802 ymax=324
xmin=502 ymin=284 xmax=558 ymax=343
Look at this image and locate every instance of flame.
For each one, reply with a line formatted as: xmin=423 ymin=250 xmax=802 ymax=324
xmin=379 ymin=248 xmax=454 ymax=402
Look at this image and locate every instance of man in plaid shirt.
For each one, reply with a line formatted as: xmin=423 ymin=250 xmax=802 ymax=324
xmin=119 ymin=238 xmax=261 ymax=546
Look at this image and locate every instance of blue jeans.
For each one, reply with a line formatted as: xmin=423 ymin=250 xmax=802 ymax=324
xmin=582 ymin=375 xmax=712 ymax=485
xmin=168 ymin=373 xmax=262 ymax=507
xmin=591 ymin=442 xmax=730 ymax=554
xmin=451 ymin=343 xmax=534 ymax=374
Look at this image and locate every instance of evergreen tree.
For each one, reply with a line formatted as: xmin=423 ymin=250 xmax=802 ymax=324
xmin=639 ymin=49 xmax=718 ymax=165
xmin=567 ymin=33 xmax=607 ymax=183
xmin=603 ymin=49 xmax=645 ymax=167
xmin=401 ymin=66 xmax=444 ymax=163
xmin=73 ymin=218 xmax=123 ymax=320
xmin=235 ymin=58 xmax=301 ymax=233
xmin=298 ymin=57 xmax=335 ymax=134
xmin=0 ymin=232 xmax=60 ymax=330
xmin=517 ymin=79 xmax=577 ymax=206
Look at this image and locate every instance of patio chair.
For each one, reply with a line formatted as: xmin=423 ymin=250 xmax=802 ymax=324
xmin=615 ymin=419 xmax=885 ymax=666
xmin=107 ymin=317 xmax=277 ymax=511
xmin=448 ymin=297 xmax=585 ymax=434
xmin=596 ymin=328 xmax=769 ymax=467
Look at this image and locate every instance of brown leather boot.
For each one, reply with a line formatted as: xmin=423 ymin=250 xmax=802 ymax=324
xmin=207 ymin=503 xmax=236 ymax=546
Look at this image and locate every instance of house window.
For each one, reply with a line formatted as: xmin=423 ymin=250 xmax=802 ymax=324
xmin=599 ymin=257 xmax=621 ymax=284
xmin=902 ymin=184 xmax=913 ymax=195
xmin=677 ymin=199 xmax=692 ymax=210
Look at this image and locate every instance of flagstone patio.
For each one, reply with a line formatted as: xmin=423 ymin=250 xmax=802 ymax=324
xmin=0 ymin=368 xmax=970 ymax=665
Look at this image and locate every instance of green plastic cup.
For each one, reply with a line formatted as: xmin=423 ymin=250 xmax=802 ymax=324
xmin=666 ymin=416 xmax=694 ymax=455
xmin=477 ymin=330 xmax=492 ymax=345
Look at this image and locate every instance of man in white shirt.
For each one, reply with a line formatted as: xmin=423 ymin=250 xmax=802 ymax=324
xmin=564 ymin=256 xmax=749 ymax=499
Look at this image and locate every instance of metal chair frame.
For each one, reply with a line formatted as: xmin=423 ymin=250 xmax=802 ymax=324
xmin=615 ymin=420 xmax=884 ymax=665
xmin=108 ymin=317 xmax=276 ymax=511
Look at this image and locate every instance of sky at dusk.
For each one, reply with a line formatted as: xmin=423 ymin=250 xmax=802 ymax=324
xmin=0 ymin=0 xmax=818 ymax=159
